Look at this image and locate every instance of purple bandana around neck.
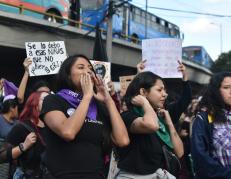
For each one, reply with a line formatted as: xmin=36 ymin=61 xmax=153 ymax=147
xmin=3 ymin=79 xmax=18 ymax=96
xmin=57 ymin=89 xmax=97 ymax=121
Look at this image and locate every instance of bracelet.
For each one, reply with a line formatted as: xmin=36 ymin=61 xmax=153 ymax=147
xmin=18 ymin=143 xmax=25 ymax=153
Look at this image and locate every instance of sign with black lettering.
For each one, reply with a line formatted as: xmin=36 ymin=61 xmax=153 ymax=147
xmin=90 ymin=60 xmax=111 ymax=85
xmin=142 ymin=38 xmax=182 ymax=78
xmin=25 ymin=41 xmax=67 ymax=76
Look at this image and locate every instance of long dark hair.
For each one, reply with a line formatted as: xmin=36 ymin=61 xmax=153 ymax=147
xmin=56 ymin=54 xmax=111 ymax=153
xmin=0 ymin=98 xmax=18 ymax=114
xmin=124 ymin=71 xmax=162 ymax=110
xmin=198 ymin=71 xmax=231 ymax=122
xmin=56 ymin=54 xmax=95 ymax=91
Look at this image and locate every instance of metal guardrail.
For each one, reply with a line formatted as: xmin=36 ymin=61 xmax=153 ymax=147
xmin=0 ymin=1 xmax=141 ymax=43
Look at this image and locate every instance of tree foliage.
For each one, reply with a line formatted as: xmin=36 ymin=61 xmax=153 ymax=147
xmin=211 ymin=50 xmax=231 ymax=73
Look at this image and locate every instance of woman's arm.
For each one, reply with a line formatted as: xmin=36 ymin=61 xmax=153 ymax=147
xmin=44 ymin=73 xmax=94 ymax=141
xmin=159 ymin=109 xmax=184 ymax=158
xmin=104 ymin=96 xmax=130 ymax=147
xmin=0 ymin=132 xmax=37 ymax=163
xmin=93 ymin=76 xmax=129 ymax=147
xmin=17 ymin=58 xmax=32 ymax=104
xmin=11 ymin=132 xmax=37 ymax=159
xmin=130 ymin=95 xmax=159 ymax=134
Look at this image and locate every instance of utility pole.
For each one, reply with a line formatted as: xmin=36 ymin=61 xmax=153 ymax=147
xmin=106 ymin=0 xmax=113 ymax=62
xmin=145 ymin=0 xmax=148 ymax=39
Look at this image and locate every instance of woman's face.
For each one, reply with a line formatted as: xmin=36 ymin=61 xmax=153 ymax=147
xmin=220 ymin=77 xmax=231 ymax=107
xmin=70 ymin=57 xmax=94 ymax=91
xmin=144 ymin=79 xmax=168 ymax=109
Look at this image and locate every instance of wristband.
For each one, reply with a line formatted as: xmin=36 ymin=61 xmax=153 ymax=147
xmin=18 ymin=143 xmax=25 ymax=153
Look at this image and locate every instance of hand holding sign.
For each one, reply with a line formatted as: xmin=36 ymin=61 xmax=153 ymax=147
xmin=142 ymin=38 xmax=182 ymax=78
xmin=23 ymin=58 xmax=32 ymax=73
xmin=177 ymin=60 xmax=188 ymax=81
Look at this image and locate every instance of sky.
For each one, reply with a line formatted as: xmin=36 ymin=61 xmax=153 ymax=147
xmin=131 ymin=0 xmax=231 ymax=61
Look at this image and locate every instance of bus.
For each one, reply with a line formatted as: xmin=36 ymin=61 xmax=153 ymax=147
xmin=0 ymin=0 xmax=181 ymax=41
xmin=80 ymin=0 xmax=181 ymax=41
xmin=0 ymin=0 xmax=70 ymax=23
xmin=182 ymin=46 xmax=214 ymax=69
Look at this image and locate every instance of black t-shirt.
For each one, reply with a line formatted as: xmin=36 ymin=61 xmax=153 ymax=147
xmin=40 ymin=94 xmax=105 ymax=178
xmin=117 ymin=110 xmax=165 ymax=175
xmin=6 ymin=120 xmax=45 ymax=171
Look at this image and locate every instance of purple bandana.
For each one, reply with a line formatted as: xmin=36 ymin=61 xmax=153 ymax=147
xmin=3 ymin=79 xmax=18 ymax=96
xmin=57 ymin=89 xmax=97 ymax=121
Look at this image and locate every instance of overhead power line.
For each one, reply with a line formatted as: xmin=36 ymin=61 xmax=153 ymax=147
xmin=148 ymin=6 xmax=231 ymax=18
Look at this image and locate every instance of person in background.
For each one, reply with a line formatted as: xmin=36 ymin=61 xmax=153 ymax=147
xmin=178 ymin=97 xmax=200 ymax=179
xmin=191 ymin=72 xmax=231 ymax=179
xmin=136 ymin=59 xmax=192 ymax=124
xmin=6 ymin=91 xmax=48 ymax=178
xmin=0 ymin=95 xmax=19 ymax=179
xmin=117 ymin=71 xmax=183 ymax=179
xmin=40 ymin=54 xmax=129 ymax=179
xmin=0 ymin=95 xmax=19 ymax=139
xmin=107 ymin=81 xmax=120 ymax=112
xmin=17 ymin=58 xmax=51 ymax=104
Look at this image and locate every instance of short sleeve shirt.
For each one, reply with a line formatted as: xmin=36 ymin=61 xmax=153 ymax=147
xmin=117 ymin=110 xmax=165 ymax=175
xmin=40 ymin=94 xmax=105 ymax=178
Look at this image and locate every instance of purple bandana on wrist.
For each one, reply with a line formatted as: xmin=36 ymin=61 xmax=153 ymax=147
xmin=57 ymin=89 xmax=97 ymax=121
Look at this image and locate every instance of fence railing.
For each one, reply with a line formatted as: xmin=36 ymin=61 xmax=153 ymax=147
xmin=0 ymin=1 xmax=141 ymax=44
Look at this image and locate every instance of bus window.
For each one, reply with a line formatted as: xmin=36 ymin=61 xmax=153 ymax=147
xmin=80 ymin=0 xmax=104 ymax=10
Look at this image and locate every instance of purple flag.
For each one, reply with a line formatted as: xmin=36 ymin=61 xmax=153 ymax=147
xmin=3 ymin=79 xmax=18 ymax=96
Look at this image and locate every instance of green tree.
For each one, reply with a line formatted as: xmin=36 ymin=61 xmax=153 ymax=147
xmin=212 ymin=50 xmax=231 ymax=73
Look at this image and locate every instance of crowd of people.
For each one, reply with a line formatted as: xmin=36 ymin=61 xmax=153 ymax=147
xmin=0 ymin=54 xmax=231 ymax=179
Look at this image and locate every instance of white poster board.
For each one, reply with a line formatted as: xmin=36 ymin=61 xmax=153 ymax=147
xmin=90 ymin=60 xmax=111 ymax=85
xmin=25 ymin=41 xmax=67 ymax=76
xmin=142 ymin=38 xmax=182 ymax=78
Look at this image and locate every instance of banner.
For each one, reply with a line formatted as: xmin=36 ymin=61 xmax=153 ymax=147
xmin=142 ymin=38 xmax=182 ymax=78
xmin=25 ymin=41 xmax=67 ymax=76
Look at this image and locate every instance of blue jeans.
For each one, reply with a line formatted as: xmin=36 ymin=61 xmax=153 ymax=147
xmin=13 ymin=167 xmax=25 ymax=179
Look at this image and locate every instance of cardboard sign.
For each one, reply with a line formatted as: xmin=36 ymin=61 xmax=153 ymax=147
xmin=119 ymin=75 xmax=135 ymax=97
xmin=90 ymin=60 xmax=111 ymax=85
xmin=142 ymin=38 xmax=182 ymax=78
xmin=25 ymin=41 xmax=67 ymax=76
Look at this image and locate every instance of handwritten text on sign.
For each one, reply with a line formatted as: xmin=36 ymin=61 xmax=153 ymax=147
xmin=25 ymin=41 xmax=67 ymax=76
xmin=142 ymin=38 xmax=182 ymax=78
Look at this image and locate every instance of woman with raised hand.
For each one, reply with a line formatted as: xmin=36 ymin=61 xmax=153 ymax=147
xmin=136 ymin=60 xmax=192 ymax=124
xmin=17 ymin=58 xmax=51 ymax=104
xmin=117 ymin=71 xmax=183 ymax=179
xmin=191 ymin=72 xmax=231 ymax=179
xmin=40 ymin=54 xmax=129 ymax=179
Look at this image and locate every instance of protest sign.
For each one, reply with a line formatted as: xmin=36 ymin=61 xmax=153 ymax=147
xmin=25 ymin=41 xmax=67 ymax=76
xmin=119 ymin=75 xmax=135 ymax=97
xmin=142 ymin=38 xmax=182 ymax=78
xmin=90 ymin=60 xmax=111 ymax=85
